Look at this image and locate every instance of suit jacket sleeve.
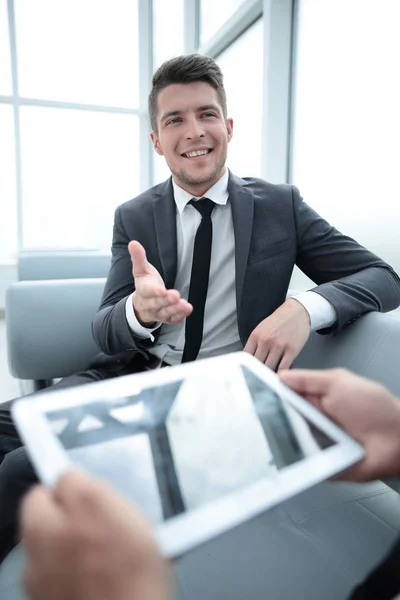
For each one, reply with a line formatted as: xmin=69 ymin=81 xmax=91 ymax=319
xmin=92 ymin=206 xmax=161 ymax=355
xmin=292 ymin=186 xmax=400 ymax=332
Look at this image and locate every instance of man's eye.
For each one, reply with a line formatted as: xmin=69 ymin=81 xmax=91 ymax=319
xmin=167 ymin=118 xmax=181 ymax=126
xmin=201 ymin=112 xmax=216 ymax=118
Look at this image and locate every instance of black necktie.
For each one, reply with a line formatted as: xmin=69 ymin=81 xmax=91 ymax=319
xmin=181 ymin=197 xmax=215 ymax=363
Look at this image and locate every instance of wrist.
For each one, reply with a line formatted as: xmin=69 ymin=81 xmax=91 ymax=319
xmin=286 ymin=297 xmax=311 ymax=325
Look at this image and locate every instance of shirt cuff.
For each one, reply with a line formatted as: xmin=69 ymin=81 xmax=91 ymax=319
xmin=125 ymin=294 xmax=161 ymax=341
xmin=290 ymin=291 xmax=337 ymax=331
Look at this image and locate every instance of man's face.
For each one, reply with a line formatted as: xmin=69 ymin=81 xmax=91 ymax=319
xmin=150 ymin=81 xmax=233 ymax=194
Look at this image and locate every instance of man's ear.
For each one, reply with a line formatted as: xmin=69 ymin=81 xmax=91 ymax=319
xmin=150 ymin=131 xmax=164 ymax=156
xmin=226 ymin=118 xmax=234 ymax=143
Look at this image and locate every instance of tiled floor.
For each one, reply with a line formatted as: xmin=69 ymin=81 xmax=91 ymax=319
xmin=0 ymin=319 xmax=20 ymax=404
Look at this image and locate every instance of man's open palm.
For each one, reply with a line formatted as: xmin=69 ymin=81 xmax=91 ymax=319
xmin=128 ymin=241 xmax=192 ymax=327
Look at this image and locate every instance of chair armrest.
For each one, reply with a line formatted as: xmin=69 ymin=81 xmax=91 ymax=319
xmin=6 ymin=278 xmax=106 ymax=380
xmin=295 ymin=312 xmax=400 ymax=398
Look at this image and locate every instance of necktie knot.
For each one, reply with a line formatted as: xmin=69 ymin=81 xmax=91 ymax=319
xmin=189 ymin=197 xmax=215 ymax=218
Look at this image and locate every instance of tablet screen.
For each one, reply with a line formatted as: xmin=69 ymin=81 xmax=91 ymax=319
xmin=42 ymin=365 xmax=337 ymax=523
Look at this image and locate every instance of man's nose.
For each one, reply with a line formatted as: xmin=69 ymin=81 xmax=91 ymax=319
xmin=184 ymin=117 xmax=205 ymax=139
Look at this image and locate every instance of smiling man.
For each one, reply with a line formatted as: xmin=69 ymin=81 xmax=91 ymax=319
xmin=90 ymin=53 xmax=400 ymax=369
xmin=0 ymin=53 xmax=400 ymax=568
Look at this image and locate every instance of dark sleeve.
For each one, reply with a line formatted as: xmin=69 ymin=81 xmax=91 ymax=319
xmin=92 ymin=206 xmax=161 ymax=355
xmin=292 ymin=186 xmax=400 ymax=333
xmin=347 ymin=536 xmax=400 ymax=599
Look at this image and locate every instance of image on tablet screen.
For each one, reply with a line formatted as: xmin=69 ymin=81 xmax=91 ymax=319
xmin=43 ymin=366 xmax=336 ymax=522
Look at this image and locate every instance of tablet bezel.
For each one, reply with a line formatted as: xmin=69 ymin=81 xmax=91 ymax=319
xmin=12 ymin=352 xmax=364 ymax=557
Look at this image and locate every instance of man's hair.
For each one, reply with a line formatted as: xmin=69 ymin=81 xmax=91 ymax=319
xmin=148 ymin=54 xmax=227 ymax=132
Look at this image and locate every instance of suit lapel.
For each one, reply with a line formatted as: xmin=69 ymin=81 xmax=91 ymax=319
xmin=228 ymin=173 xmax=254 ymax=319
xmin=152 ymin=178 xmax=178 ymax=289
xmin=151 ymin=174 xmax=254 ymax=322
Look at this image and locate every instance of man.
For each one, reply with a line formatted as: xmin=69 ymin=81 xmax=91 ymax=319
xmin=91 ymin=54 xmax=400 ymax=371
xmin=0 ymin=53 xmax=399 ymax=563
xmin=20 ymin=369 xmax=400 ymax=600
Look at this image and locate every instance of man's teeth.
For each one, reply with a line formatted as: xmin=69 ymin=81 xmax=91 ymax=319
xmin=185 ymin=150 xmax=209 ymax=158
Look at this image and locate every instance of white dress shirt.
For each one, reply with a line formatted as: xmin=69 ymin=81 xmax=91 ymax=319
xmin=125 ymin=170 xmax=336 ymax=365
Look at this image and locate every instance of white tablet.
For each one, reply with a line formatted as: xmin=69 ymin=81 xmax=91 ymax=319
xmin=12 ymin=352 xmax=364 ymax=558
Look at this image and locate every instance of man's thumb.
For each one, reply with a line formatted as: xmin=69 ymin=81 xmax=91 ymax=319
xmin=128 ymin=241 xmax=148 ymax=276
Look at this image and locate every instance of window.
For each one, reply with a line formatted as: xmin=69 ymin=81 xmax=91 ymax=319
xmin=153 ymin=0 xmax=184 ymax=71
xmin=153 ymin=151 xmax=172 ymax=186
xmin=291 ymin=0 xmax=400 ymax=284
xmin=0 ymin=105 xmax=18 ymax=262
xmin=14 ymin=0 xmax=139 ymax=107
xmin=152 ymin=0 xmax=185 ymax=184
xmin=200 ymin=0 xmax=248 ymax=45
xmin=0 ymin=0 xmax=12 ymax=95
xmin=0 ymin=0 xmax=142 ymax=261
xmin=20 ymin=107 xmax=140 ymax=250
xmin=217 ymin=18 xmax=263 ymax=178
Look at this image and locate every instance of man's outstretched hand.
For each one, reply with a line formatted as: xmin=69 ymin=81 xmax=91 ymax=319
xmin=128 ymin=241 xmax=192 ymax=327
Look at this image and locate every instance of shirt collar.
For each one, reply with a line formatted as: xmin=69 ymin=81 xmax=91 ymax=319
xmin=172 ymin=169 xmax=230 ymax=215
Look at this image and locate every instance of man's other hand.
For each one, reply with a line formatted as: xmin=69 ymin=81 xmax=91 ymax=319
xmin=21 ymin=469 xmax=171 ymax=600
xmin=129 ymin=240 xmax=192 ymax=327
xmin=280 ymin=368 xmax=400 ymax=481
xmin=244 ymin=298 xmax=311 ymax=371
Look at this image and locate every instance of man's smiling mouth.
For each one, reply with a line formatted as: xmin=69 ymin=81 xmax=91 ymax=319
xmin=181 ymin=149 xmax=213 ymax=158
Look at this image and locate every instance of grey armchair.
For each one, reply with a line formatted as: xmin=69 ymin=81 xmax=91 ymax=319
xmin=6 ymin=278 xmax=105 ymax=382
xmin=15 ymin=250 xmax=110 ymax=391
xmin=2 ymin=278 xmax=400 ymax=600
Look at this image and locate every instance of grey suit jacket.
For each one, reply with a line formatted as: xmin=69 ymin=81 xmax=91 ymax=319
xmin=92 ymin=173 xmax=400 ymax=358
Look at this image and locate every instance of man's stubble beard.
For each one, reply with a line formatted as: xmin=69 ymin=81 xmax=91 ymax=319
xmin=170 ymin=155 xmax=226 ymax=189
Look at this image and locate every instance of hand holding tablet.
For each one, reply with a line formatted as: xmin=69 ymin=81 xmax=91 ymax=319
xmin=12 ymin=352 xmax=364 ymax=557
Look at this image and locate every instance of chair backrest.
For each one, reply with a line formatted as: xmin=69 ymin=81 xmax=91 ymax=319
xmin=6 ymin=278 xmax=106 ymax=380
xmin=18 ymin=251 xmax=111 ymax=281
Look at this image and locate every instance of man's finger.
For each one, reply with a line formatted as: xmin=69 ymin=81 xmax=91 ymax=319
xmin=299 ymin=392 xmax=324 ymax=410
xmin=254 ymin=342 xmax=270 ymax=364
xmin=55 ymin=469 xmax=154 ymax=535
xmin=55 ymin=469 xmax=138 ymax=520
xmin=279 ymin=369 xmax=334 ymax=396
xmin=135 ymin=282 xmax=168 ymax=299
xmin=128 ymin=241 xmax=149 ymax=277
xmin=169 ymin=311 xmax=190 ymax=324
xmin=53 ymin=469 xmax=101 ymax=514
xmin=332 ymin=460 xmax=369 ymax=483
xmin=142 ymin=291 xmax=181 ymax=312
xmin=277 ymin=349 xmax=296 ymax=372
xmin=243 ymin=337 xmax=257 ymax=355
xmin=264 ymin=346 xmax=284 ymax=371
xmin=158 ymin=301 xmax=192 ymax=322
xmin=135 ymin=276 xmax=175 ymax=300
xmin=20 ymin=485 xmax=65 ymax=552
